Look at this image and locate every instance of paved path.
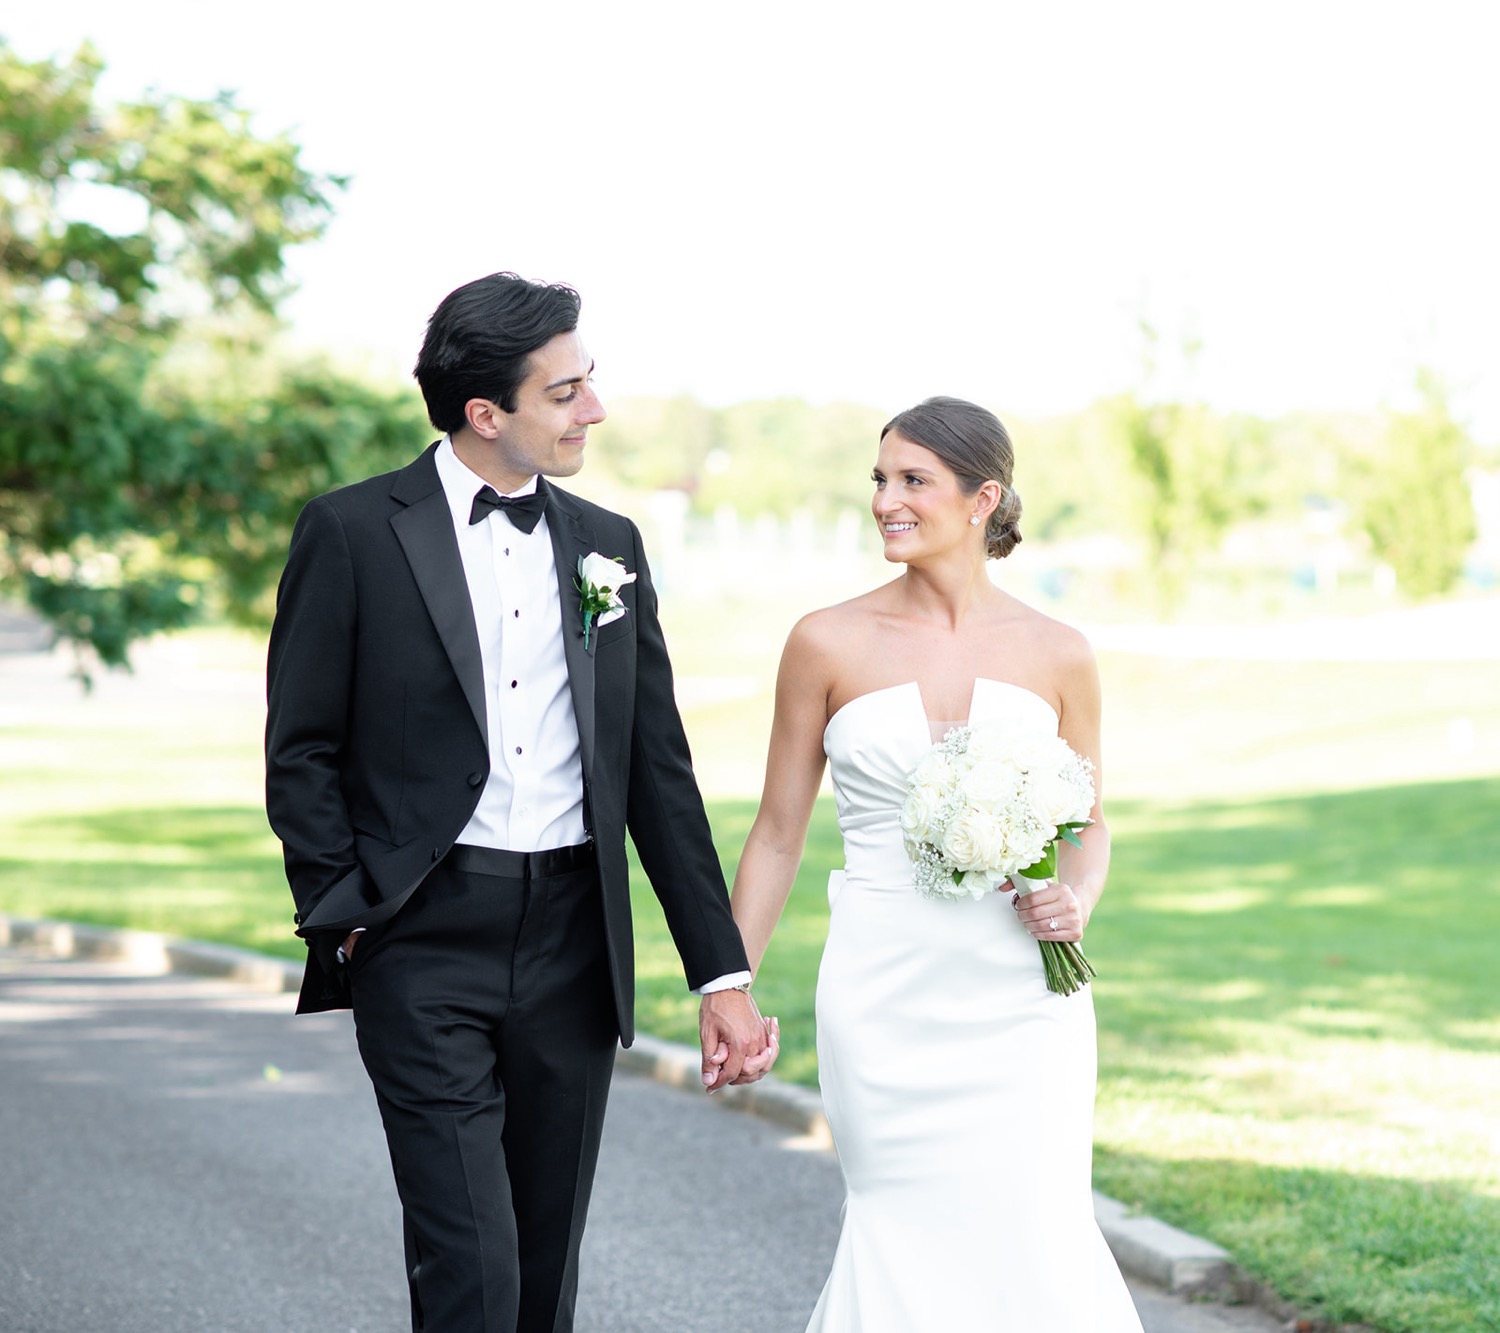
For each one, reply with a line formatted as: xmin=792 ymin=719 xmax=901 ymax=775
xmin=0 ymin=947 xmax=1288 ymax=1333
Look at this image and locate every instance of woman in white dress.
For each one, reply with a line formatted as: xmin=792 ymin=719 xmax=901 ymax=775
xmin=730 ymin=397 xmax=1142 ymax=1331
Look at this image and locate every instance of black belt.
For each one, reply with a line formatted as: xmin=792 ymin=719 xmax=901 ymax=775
xmin=446 ymin=842 xmax=595 ymax=879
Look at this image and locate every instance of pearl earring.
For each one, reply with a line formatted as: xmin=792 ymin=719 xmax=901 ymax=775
xmin=969 ymin=516 xmax=981 ymax=527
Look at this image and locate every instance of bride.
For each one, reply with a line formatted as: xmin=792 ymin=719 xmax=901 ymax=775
xmin=730 ymin=397 xmax=1143 ymax=1330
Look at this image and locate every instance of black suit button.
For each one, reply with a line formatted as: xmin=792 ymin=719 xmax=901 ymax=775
xmin=293 ymin=913 xmax=302 ymax=926
xmin=467 ymin=771 xmax=485 ymax=788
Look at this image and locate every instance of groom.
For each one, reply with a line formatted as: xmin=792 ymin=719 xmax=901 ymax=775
xmin=265 ymin=272 xmax=770 ymax=1333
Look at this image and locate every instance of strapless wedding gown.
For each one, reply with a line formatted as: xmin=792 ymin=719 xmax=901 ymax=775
xmin=806 ymin=679 xmax=1142 ymax=1332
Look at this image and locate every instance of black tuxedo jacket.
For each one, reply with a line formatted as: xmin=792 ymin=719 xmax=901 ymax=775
xmin=265 ymin=443 xmax=748 ymax=1036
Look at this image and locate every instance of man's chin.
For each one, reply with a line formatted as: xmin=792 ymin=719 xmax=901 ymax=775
xmin=546 ymin=449 xmax=587 ymax=478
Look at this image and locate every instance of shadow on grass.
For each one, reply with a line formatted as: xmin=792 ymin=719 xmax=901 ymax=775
xmin=1095 ymin=1146 xmax=1499 ymax=1333
xmin=0 ymin=804 xmax=299 ymax=959
xmin=1095 ymin=774 xmax=1500 ymax=1052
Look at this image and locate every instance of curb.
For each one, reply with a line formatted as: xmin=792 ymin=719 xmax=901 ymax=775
xmin=1 ymin=913 xmax=1236 ymax=1296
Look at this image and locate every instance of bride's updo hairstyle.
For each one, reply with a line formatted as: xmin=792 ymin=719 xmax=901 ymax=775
xmin=881 ymin=396 xmax=1023 ymax=559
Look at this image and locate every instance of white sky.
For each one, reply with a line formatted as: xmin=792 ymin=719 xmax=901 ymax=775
xmin=7 ymin=1 xmax=1499 ymax=437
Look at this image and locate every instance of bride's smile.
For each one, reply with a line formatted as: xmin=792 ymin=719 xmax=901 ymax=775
xmin=871 ymin=430 xmax=997 ymax=561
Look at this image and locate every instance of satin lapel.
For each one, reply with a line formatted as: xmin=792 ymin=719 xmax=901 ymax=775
xmin=546 ymin=487 xmax=597 ymax=779
xmin=390 ymin=459 xmax=486 ymax=739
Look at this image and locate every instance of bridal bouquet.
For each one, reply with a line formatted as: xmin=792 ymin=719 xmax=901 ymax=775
xmin=900 ymin=722 xmax=1098 ymax=994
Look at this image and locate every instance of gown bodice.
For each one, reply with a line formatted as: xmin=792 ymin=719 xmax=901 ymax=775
xmin=822 ymin=678 xmax=1062 ymax=893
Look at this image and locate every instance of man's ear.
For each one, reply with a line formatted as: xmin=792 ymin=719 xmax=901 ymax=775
xmin=465 ymin=398 xmax=506 ymax=439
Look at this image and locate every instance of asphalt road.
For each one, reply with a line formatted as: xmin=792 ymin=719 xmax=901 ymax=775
xmin=0 ymin=948 xmax=1287 ymax=1333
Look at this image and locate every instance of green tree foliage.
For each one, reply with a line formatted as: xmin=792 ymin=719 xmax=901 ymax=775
xmin=1006 ymin=408 xmax=1137 ymax=544
xmin=0 ymin=40 xmax=339 ymax=347
xmin=1107 ymin=394 xmax=1242 ymax=605
xmin=589 ymin=396 xmax=886 ymax=521
xmin=1106 ymin=320 xmax=1278 ymax=608
xmin=593 ymin=395 xmax=720 ymax=493
xmin=698 ymin=399 xmax=885 ymax=518
xmin=1351 ymin=374 xmax=1477 ymax=598
xmin=0 ymin=39 xmax=425 ymax=678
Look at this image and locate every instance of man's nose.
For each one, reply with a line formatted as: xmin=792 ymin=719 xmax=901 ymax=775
xmin=577 ymin=386 xmax=606 ymax=425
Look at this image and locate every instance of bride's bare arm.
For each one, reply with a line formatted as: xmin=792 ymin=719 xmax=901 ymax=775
xmin=730 ymin=617 xmax=834 ymax=973
xmin=1055 ymin=630 xmax=1110 ymax=928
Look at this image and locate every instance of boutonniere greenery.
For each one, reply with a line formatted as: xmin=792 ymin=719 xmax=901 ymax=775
xmin=575 ymin=552 xmax=637 ymax=649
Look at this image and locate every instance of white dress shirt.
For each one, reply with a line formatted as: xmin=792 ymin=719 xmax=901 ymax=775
xmin=435 ymin=438 xmax=587 ymax=852
xmin=431 ymin=440 xmax=748 ymax=994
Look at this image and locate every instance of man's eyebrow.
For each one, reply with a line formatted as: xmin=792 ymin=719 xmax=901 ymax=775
xmin=544 ymin=361 xmax=595 ymax=392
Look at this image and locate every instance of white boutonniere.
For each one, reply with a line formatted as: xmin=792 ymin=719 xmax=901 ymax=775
xmin=575 ymin=552 xmax=636 ymax=649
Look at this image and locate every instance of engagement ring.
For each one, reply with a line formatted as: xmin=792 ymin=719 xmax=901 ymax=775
xmin=1048 ymin=917 xmax=1058 ymax=931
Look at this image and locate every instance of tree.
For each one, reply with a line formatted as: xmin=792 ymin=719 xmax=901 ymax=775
xmin=695 ymin=398 xmax=885 ymax=519
xmin=0 ymin=39 xmax=424 ymax=680
xmin=1352 ymin=373 xmax=1477 ymax=598
xmin=592 ymin=394 xmax=720 ymax=494
xmin=1108 ymin=393 xmax=1251 ymax=607
xmin=0 ymin=40 xmax=339 ymax=347
xmin=1109 ymin=323 xmax=1271 ymax=609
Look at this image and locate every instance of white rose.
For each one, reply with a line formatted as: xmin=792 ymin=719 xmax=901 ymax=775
xmin=941 ymin=807 xmax=1007 ymax=873
xmin=964 ymin=723 xmax=1024 ymax=763
xmin=901 ymin=783 xmax=945 ymax=844
xmin=1008 ymin=823 xmax=1052 ymax=873
xmin=961 ymin=756 xmax=1025 ymax=809
xmin=1010 ymin=732 xmax=1068 ymax=774
xmin=579 ymin=552 xmax=636 ymax=596
xmin=953 ymin=868 xmax=1001 ymax=901
xmin=1029 ymin=769 xmax=1092 ymax=831
xmin=911 ymin=749 xmax=957 ymax=790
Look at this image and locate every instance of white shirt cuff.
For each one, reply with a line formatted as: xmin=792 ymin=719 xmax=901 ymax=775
xmin=694 ymin=970 xmax=752 ymax=995
xmin=335 ymin=926 xmax=367 ymax=965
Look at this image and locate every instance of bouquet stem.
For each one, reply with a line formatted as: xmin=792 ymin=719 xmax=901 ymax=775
xmin=1013 ymin=873 xmax=1096 ymax=996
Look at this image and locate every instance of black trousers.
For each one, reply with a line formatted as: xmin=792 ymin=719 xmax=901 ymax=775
xmin=348 ymin=847 xmax=618 ymax=1333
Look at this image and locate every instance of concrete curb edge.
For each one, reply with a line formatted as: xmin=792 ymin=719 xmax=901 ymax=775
xmin=1 ymin=913 xmax=1237 ymax=1297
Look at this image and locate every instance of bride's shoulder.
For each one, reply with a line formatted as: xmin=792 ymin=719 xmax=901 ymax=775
xmin=779 ymin=587 xmax=891 ymax=675
xmin=997 ymin=596 xmax=1098 ymax=669
xmin=783 ymin=598 xmax=861 ymax=659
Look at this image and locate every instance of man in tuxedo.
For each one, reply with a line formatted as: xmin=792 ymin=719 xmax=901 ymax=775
xmin=265 ymin=272 xmax=773 ymax=1333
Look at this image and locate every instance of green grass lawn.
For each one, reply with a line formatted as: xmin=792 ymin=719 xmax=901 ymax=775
xmin=2 ymin=617 xmax=1498 ymax=1333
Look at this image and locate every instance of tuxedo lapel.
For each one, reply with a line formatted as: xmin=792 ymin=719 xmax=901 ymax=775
xmin=545 ymin=484 xmax=598 ymax=779
xmin=389 ymin=449 xmax=487 ymax=739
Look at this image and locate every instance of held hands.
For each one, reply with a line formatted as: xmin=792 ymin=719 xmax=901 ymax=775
xmin=699 ymin=988 xmax=780 ymax=1093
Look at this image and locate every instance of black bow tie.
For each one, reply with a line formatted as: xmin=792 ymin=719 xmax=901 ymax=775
xmin=469 ymin=485 xmax=546 ymax=533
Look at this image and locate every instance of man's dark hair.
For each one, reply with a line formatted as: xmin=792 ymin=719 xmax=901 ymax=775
xmin=413 ymin=272 xmax=583 ymax=431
